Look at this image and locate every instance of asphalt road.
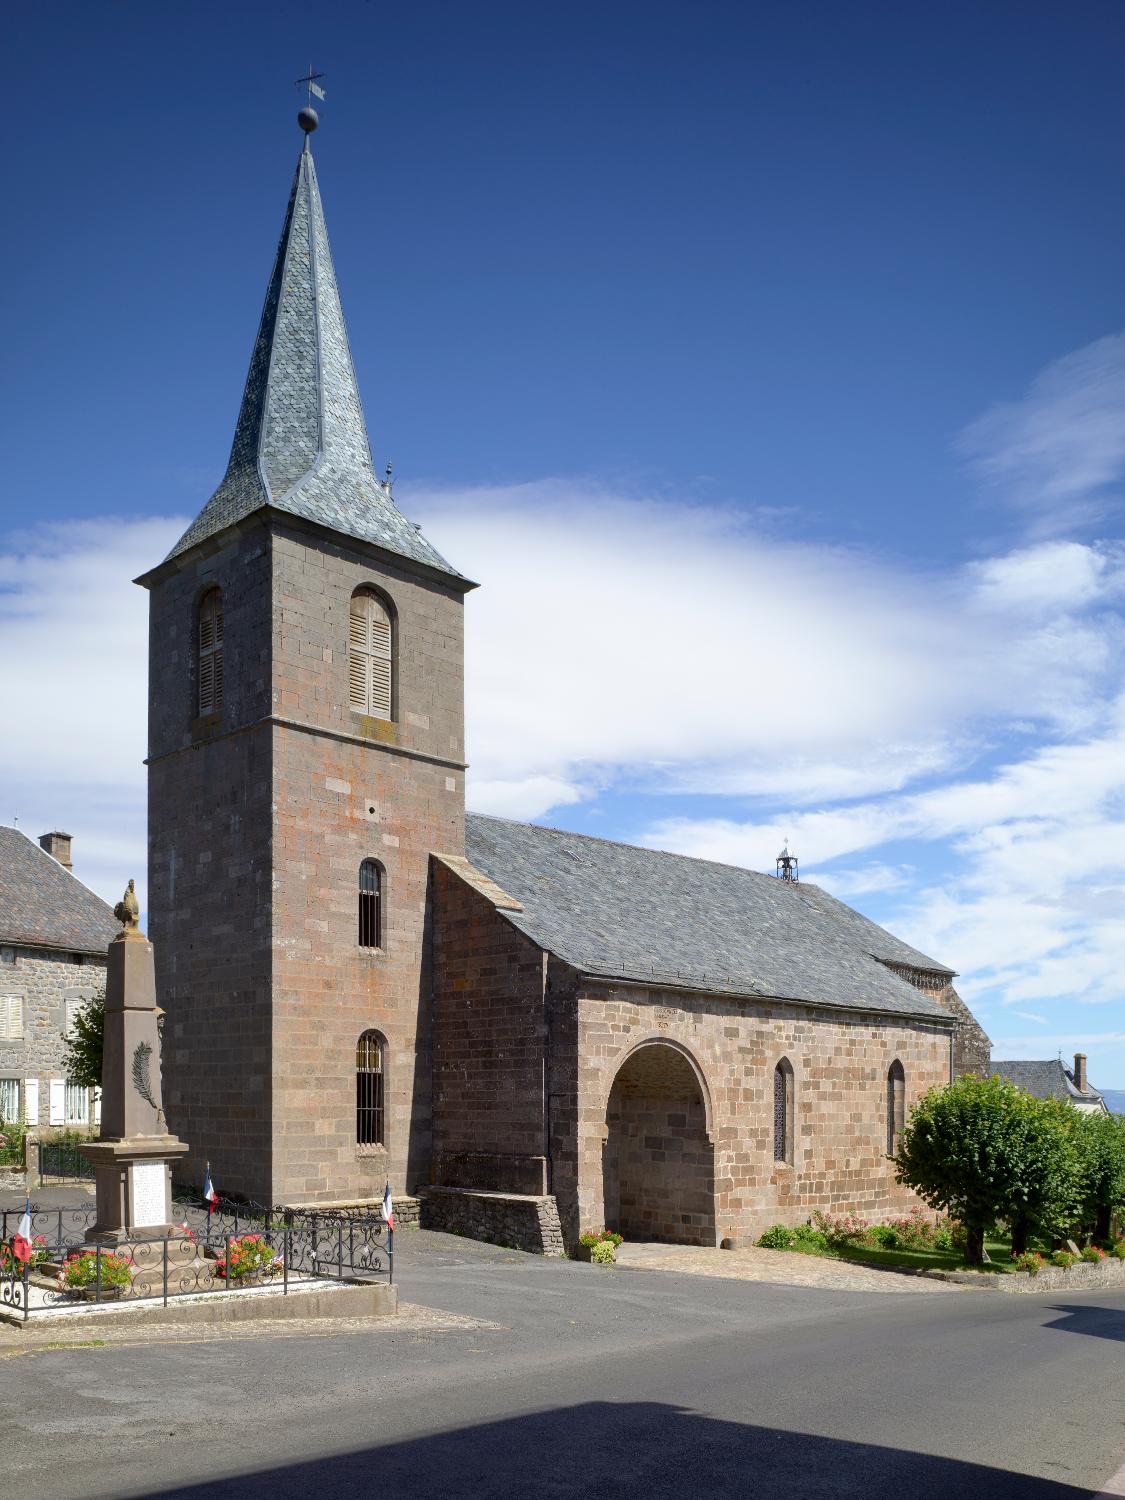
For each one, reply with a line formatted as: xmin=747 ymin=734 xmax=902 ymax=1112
xmin=2 ymin=1229 xmax=1123 ymax=1499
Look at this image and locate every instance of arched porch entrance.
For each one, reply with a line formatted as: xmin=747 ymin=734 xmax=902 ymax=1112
xmin=602 ymin=1041 xmax=715 ymax=1246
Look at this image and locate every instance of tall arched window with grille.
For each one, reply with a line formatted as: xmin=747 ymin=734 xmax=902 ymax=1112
xmin=358 ymin=860 xmax=383 ymax=949
xmin=198 ymin=587 xmax=224 ymax=715
xmin=773 ymin=1058 xmax=794 ymax=1164
xmin=887 ymin=1060 xmax=905 ymax=1157
xmin=356 ymin=1031 xmax=386 ymax=1146
xmin=349 ymin=588 xmax=393 ymax=719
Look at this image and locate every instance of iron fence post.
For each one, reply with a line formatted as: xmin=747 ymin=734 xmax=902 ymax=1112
xmin=22 ymin=1261 xmax=29 ymax=1323
xmin=225 ymin=1234 xmax=231 ymax=1290
xmin=283 ymin=1226 xmax=289 ymax=1295
xmin=95 ymin=1245 xmax=102 ymax=1303
xmin=163 ymin=1237 xmax=169 ymax=1308
xmin=389 ymin=1226 xmax=393 ymax=1285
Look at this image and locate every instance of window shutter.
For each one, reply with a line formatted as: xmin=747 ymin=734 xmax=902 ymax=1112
xmin=369 ymin=656 xmax=392 ymax=718
xmin=93 ymin=1086 xmax=102 ymax=1126
xmin=22 ymin=1078 xmax=38 ymax=1126
xmin=48 ymin=1079 xmax=65 ymax=1126
xmin=0 ymin=996 xmax=22 ymax=1041
xmin=198 ymin=590 xmax=224 ymax=715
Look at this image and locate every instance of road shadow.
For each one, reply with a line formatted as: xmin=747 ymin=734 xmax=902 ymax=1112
xmin=1044 ymin=1302 xmax=1125 ymax=1342
xmin=143 ymin=1400 xmax=1095 ymax=1499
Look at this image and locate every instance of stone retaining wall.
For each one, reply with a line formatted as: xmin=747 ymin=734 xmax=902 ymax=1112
xmin=420 ymin=1186 xmax=564 ymax=1256
xmin=943 ymin=1255 xmax=1125 ymax=1294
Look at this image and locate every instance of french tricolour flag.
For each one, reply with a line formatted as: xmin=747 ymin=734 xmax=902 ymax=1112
xmin=382 ymin=1181 xmax=394 ymax=1232
xmin=203 ymin=1166 xmax=218 ymax=1208
xmin=11 ymin=1196 xmax=32 ymax=1265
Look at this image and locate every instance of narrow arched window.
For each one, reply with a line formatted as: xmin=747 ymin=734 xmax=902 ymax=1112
xmin=887 ymin=1060 xmax=905 ymax=1157
xmin=356 ymin=1030 xmax=385 ymax=1146
xmin=349 ymin=588 xmax=393 ymax=719
xmin=773 ymin=1058 xmax=794 ymax=1164
xmin=358 ymin=860 xmax=383 ymax=949
xmin=198 ymin=588 xmax=224 ymax=715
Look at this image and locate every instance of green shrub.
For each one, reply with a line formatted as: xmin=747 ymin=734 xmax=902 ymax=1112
xmin=810 ymin=1211 xmax=869 ymax=1247
xmin=600 ymin=1231 xmax=624 ymax=1248
xmin=1050 ymin=1249 xmax=1078 ymax=1269
xmin=1113 ymin=1239 xmax=1125 ymax=1260
xmin=791 ymin=1223 xmax=829 ymax=1249
xmin=932 ymin=1223 xmax=956 ymax=1252
xmin=757 ymin=1225 xmax=796 ymax=1250
xmin=578 ymin=1231 xmax=602 ymax=1249
xmin=1079 ymin=1245 xmax=1106 ymax=1263
xmin=590 ymin=1239 xmax=615 ymax=1265
xmin=1015 ymin=1251 xmax=1046 ymax=1275
xmin=866 ymin=1225 xmax=899 ymax=1249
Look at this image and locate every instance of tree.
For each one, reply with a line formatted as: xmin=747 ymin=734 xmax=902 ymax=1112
xmin=894 ymin=1074 xmax=1079 ymax=1265
xmin=61 ymin=988 xmax=105 ymax=1093
xmin=1072 ymin=1111 xmax=1125 ymax=1243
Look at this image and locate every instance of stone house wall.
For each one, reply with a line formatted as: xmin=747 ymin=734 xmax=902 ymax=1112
xmin=0 ymin=945 xmax=105 ymax=1129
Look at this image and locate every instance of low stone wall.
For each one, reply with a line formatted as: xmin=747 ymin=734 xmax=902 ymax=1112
xmin=288 ymin=1195 xmax=420 ymax=1229
xmin=419 ymin=1186 xmax=564 ymax=1256
xmin=954 ymin=1255 xmax=1125 ymax=1294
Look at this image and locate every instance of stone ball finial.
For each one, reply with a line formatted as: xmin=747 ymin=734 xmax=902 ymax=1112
xmin=298 ymin=106 xmax=320 ymax=134
xmin=114 ymin=878 xmax=140 ymax=929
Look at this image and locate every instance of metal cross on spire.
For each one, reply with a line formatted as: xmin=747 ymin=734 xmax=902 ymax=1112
xmin=295 ymin=66 xmax=327 ymax=105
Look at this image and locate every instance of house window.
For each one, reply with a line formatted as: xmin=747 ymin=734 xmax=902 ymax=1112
xmin=349 ymin=588 xmax=393 ymax=719
xmin=356 ymin=1031 xmax=386 ymax=1146
xmin=773 ymin=1058 xmax=794 ymax=1164
xmin=0 ymin=996 xmax=23 ymax=1041
xmin=358 ymin=860 xmax=383 ymax=949
xmin=64 ymin=1083 xmax=88 ymax=1124
xmin=198 ymin=587 xmax=225 ymax=715
xmin=887 ymin=1060 xmax=906 ymax=1157
xmin=0 ymin=1079 xmax=19 ymax=1123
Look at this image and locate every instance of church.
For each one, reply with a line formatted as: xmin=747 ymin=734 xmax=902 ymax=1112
xmin=136 ymin=114 xmax=990 ymax=1252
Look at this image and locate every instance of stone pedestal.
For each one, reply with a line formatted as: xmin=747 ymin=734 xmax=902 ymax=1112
xmin=81 ymin=905 xmax=189 ymax=1243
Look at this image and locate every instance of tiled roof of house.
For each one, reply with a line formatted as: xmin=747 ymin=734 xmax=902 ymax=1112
xmin=160 ymin=143 xmax=463 ymax=583
xmin=463 ymin=814 xmax=956 ymax=1021
xmin=992 ymin=1058 xmax=1106 ymax=1107
xmin=0 ymin=827 xmax=119 ymax=953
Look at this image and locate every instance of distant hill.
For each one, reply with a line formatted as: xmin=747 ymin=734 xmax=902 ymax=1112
xmin=1102 ymin=1089 xmax=1125 ymax=1115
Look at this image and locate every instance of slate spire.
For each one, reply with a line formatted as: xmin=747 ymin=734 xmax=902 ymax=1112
xmin=165 ymin=141 xmax=459 ymax=579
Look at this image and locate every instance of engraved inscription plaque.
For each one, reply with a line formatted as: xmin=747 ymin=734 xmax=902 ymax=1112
xmin=131 ymin=1161 xmax=167 ymax=1228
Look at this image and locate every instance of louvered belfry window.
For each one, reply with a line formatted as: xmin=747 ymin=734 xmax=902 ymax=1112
xmin=349 ymin=589 xmax=393 ymax=719
xmin=356 ymin=1031 xmax=385 ymax=1146
xmin=358 ymin=859 xmax=383 ymax=949
xmin=198 ymin=588 xmax=225 ymax=716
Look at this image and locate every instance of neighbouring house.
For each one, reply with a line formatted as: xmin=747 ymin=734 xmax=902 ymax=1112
xmin=0 ymin=827 xmax=117 ymax=1133
xmin=992 ymin=1055 xmax=1109 ymax=1116
xmin=136 ymin=117 xmax=992 ymax=1250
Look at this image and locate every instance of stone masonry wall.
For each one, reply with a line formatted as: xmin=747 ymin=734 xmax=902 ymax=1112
xmin=571 ymin=983 xmax=953 ymax=1248
xmin=430 ymin=862 xmax=548 ymax=1194
xmin=0 ymin=947 xmax=105 ymax=1126
xmin=267 ymin=519 xmax=466 ymax=1205
xmin=419 ymin=1185 xmax=564 ymax=1255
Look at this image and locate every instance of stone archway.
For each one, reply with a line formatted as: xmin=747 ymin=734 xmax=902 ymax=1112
xmin=603 ymin=1041 xmax=716 ymax=1246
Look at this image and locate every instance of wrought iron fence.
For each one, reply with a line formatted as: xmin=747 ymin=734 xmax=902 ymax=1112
xmin=38 ymin=1140 xmax=95 ymax=1183
xmin=0 ymin=1194 xmax=392 ymax=1323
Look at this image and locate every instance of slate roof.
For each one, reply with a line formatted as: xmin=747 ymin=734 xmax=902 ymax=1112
xmin=463 ymin=814 xmax=956 ymax=1021
xmin=992 ymin=1059 xmax=1106 ymax=1107
xmin=162 ymin=143 xmax=463 ymax=583
xmin=0 ymin=827 xmax=119 ymax=954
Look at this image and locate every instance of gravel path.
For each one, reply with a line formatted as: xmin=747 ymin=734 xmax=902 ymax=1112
xmin=615 ymin=1241 xmax=969 ymax=1293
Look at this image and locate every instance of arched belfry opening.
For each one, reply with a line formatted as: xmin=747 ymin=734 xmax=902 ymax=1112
xmin=603 ymin=1042 xmax=715 ymax=1246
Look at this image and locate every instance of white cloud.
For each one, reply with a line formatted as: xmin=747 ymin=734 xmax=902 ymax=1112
xmin=959 ymin=331 xmax=1125 ymax=530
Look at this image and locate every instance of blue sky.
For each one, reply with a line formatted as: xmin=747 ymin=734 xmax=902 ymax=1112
xmin=2 ymin=2 xmax=1124 ymax=1083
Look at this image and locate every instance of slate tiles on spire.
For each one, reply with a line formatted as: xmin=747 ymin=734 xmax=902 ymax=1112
xmin=165 ymin=147 xmax=462 ymax=582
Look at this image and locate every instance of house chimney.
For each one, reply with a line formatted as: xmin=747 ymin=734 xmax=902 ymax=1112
xmin=1074 ymin=1052 xmax=1088 ymax=1093
xmin=39 ymin=831 xmax=73 ymax=872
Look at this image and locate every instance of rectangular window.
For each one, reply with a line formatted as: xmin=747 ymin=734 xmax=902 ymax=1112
xmin=0 ymin=996 xmax=23 ymax=1041
xmin=0 ymin=1079 xmax=19 ymax=1122
xmin=64 ymin=1083 xmax=88 ymax=1124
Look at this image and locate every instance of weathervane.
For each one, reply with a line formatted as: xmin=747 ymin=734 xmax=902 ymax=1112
xmin=294 ymin=66 xmax=326 ymax=139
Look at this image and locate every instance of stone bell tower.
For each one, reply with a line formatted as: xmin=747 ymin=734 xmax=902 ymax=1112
xmin=136 ymin=110 xmax=473 ymax=1206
